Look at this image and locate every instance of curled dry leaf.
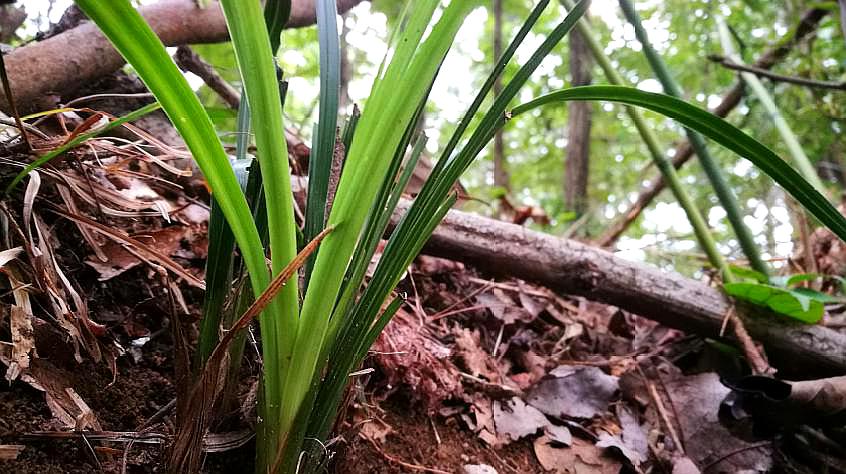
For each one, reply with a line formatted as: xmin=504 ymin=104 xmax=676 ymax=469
xmin=4 ymin=266 xmax=35 ymax=382
xmin=725 ymin=374 xmax=846 ymax=428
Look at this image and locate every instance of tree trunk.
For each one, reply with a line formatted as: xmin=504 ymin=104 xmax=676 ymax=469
xmin=492 ymin=0 xmax=510 ymax=191
xmin=565 ymin=29 xmax=592 ymax=218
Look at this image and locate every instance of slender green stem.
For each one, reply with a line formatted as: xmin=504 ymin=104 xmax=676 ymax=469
xmin=560 ymin=0 xmax=732 ymax=281
xmin=716 ymin=16 xmax=827 ymax=194
xmin=618 ymin=0 xmax=768 ymax=277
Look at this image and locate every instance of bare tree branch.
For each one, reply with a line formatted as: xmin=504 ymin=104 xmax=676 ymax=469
xmin=709 ymin=54 xmax=846 ymax=91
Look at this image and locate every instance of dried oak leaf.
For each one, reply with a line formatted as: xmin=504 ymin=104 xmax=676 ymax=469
xmin=476 ymin=289 xmax=532 ymax=325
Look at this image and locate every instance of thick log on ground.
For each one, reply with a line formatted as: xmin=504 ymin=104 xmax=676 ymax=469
xmin=1 ymin=0 xmax=366 ymax=113
xmin=394 ymin=201 xmax=846 ymax=375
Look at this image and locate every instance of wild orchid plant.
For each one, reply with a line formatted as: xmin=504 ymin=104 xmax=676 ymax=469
xmin=41 ymin=0 xmax=846 ymax=472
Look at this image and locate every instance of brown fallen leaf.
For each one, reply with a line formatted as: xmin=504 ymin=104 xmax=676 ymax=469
xmin=476 ymin=289 xmax=532 ymax=325
xmin=534 ymin=436 xmax=622 ymax=474
xmin=666 ymin=372 xmax=771 ymax=471
xmin=528 ymin=365 xmax=619 ymax=419
xmin=85 ymin=226 xmax=189 ymax=281
xmin=453 ymin=327 xmax=503 ymax=383
xmin=493 ymin=396 xmax=550 ymax=443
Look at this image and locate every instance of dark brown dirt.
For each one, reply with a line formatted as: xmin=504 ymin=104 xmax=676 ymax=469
xmin=340 ymin=393 xmax=541 ymax=474
xmin=1 ymin=370 xmax=540 ymax=474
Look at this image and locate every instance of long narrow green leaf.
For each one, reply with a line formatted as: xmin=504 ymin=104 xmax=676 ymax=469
xmin=716 ymin=16 xmax=826 ymax=193
xmin=304 ymin=0 xmax=341 ymax=282
xmin=217 ymin=0 xmax=301 ymax=462
xmin=265 ymin=0 xmax=292 ymax=54
xmin=560 ymin=0 xmax=730 ymax=281
xmin=287 ymin=0 xmax=477 ymax=439
xmin=72 ymin=3 xmax=271 ymax=318
xmin=198 ymin=91 xmax=254 ymax=366
xmin=617 ymin=0 xmax=768 ymax=277
xmin=511 ymin=86 xmax=846 ymax=243
xmin=305 ymin=0 xmax=585 ymax=445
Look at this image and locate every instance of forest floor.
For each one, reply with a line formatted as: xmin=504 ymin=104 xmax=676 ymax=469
xmin=0 ymin=115 xmax=843 ymax=474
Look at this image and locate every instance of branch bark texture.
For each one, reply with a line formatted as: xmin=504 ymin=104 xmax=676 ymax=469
xmin=1 ymin=0 xmax=366 ymax=113
xmin=393 ymin=201 xmax=846 ymax=375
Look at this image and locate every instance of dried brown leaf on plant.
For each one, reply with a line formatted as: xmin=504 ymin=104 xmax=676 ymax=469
xmin=169 ymin=229 xmax=330 ymax=474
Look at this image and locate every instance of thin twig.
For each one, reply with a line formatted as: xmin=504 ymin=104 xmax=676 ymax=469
xmin=709 ymin=55 xmax=846 ymax=91
xmin=728 ymin=309 xmax=775 ymax=375
xmin=701 ymin=441 xmax=772 ymax=472
xmin=645 ymin=381 xmax=685 ymax=455
xmin=174 ymin=46 xmax=241 ymax=109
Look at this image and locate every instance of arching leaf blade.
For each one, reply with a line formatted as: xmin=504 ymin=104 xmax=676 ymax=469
xmin=511 ymin=86 xmax=846 ymax=244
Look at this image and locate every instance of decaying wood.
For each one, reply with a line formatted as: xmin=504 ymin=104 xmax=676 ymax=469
xmin=392 ymin=200 xmax=846 ymax=375
xmin=0 ymin=0 xmax=367 ymax=113
xmin=596 ymin=7 xmax=830 ymax=247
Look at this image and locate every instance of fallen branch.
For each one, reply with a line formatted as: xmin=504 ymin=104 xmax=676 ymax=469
xmin=0 ymin=0 xmax=366 ymax=113
xmin=394 ymin=200 xmax=846 ymax=375
xmin=596 ymin=8 xmax=829 ymax=247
